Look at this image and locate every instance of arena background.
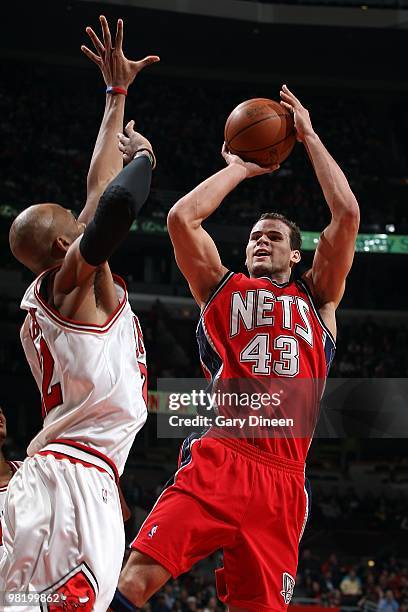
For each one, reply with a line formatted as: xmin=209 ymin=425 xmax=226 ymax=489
xmin=1 ymin=0 xmax=408 ymax=610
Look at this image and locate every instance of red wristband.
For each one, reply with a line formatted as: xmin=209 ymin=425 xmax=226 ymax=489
xmin=106 ymin=86 xmax=127 ymax=96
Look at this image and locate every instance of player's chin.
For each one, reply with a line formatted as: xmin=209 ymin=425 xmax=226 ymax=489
xmin=249 ymin=261 xmax=272 ymax=278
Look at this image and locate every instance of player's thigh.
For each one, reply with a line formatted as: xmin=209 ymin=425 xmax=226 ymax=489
xmin=119 ymin=549 xmax=171 ymax=603
xmin=6 ymin=456 xmax=124 ymax=610
xmin=219 ymin=468 xmax=308 ymax=611
xmin=2 ymin=460 xmax=53 ymax=590
xmin=132 ymin=438 xmax=242 ymax=578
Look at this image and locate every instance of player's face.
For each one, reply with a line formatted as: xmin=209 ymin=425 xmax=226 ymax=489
xmin=0 ymin=407 xmax=7 ymax=442
xmin=245 ymin=219 xmax=300 ymax=278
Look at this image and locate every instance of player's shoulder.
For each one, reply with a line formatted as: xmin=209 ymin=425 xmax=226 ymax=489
xmin=21 ymin=265 xmax=60 ymax=310
xmin=9 ymin=460 xmax=23 ymax=471
xmin=0 ymin=460 xmax=22 ymax=493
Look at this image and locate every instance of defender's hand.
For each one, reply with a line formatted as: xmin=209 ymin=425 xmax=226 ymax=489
xmin=81 ymin=15 xmax=160 ymax=90
xmin=221 ymin=143 xmax=279 ymax=178
xmin=280 ymin=84 xmax=315 ymax=143
xmin=117 ymin=120 xmax=155 ymax=166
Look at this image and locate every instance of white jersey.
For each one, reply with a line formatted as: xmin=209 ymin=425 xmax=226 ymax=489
xmin=0 ymin=460 xmax=21 ymax=558
xmin=20 ymin=268 xmax=147 ymax=477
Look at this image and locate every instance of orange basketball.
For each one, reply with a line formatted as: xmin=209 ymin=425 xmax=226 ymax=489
xmin=224 ymin=98 xmax=296 ymax=167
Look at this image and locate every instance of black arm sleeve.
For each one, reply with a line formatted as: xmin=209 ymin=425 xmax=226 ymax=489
xmin=79 ymin=155 xmax=152 ymax=266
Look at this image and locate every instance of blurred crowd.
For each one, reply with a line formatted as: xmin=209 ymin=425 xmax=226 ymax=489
xmin=296 ymin=551 xmax=408 ymax=612
xmin=113 ymin=544 xmax=408 ymax=611
xmin=0 ymin=61 xmax=407 ymax=235
xmin=307 ymin=487 xmax=408 ymax=533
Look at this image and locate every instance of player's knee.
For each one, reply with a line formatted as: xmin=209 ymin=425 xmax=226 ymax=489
xmin=119 ymin=550 xmax=170 ymax=606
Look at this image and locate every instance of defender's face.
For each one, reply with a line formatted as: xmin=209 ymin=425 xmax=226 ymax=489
xmin=246 ymin=219 xmax=299 ymax=278
xmin=0 ymin=408 xmax=7 ymax=441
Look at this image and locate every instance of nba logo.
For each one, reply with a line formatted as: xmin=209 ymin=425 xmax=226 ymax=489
xmin=102 ymin=489 xmax=108 ymax=504
xmin=148 ymin=525 xmax=158 ymax=539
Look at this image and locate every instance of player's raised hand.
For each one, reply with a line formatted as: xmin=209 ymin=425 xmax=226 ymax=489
xmin=221 ymin=142 xmax=279 ymax=178
xmin=279 ymin=84 xmax=315 ymax=143
xmin=81 ymin=15 xmax=160 ymax=91
xmin=117 ymin=120 xmax=156 ymax=167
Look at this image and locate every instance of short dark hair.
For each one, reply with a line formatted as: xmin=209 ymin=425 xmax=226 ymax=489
xmin=255 ymin=212 xmax=302 ymax=251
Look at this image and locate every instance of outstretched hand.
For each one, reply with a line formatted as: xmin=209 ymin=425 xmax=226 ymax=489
xmin=221 ymin=143 xmax=279 ymax=178
xmin=280 ymin=84 xmax=315 ymax=143
xmin=81 ymin=15 xmax=160 ymax=90
xmin=117 ymin=120 xmax=155 ymax=166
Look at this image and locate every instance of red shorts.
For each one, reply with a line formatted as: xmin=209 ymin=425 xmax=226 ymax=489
xmin=131 ymin=433 xmax=310 ymax=611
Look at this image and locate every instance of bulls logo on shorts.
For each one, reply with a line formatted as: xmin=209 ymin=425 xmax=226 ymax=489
xmin=40 ymin=563 xmax=97 ymax=611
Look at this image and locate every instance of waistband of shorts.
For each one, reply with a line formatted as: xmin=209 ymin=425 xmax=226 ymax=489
xmin=37 ymin=438 xmax=119 ymax=484
xmin=206 ymin=431 xmax=305 ymax=474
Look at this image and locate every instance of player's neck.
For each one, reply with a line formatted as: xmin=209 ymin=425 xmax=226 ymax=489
xmin=252 ymin=271 xmax=291 ymax=284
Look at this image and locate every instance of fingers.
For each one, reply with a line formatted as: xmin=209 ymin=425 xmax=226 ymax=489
xmin=280 ymin=84 xmax=301 ymax=107
xmin=133 ymin=56 xmax=160 ymax=72
xmin=81 ymin=45 xmax=102 ymax=65
xmin=85 ymin=26 xmax=105 ymax=56
xmin=118 ymin=142 xmax=128 ymax=154
xmin=117 ymin=132 xmax=130 ymax=146
xmin=124 ymin=120 xmax=136 ymax=136
xmin=115 ymin=18 xmax=123 ymax=51
xmin=280 ymin=100 xmax=294 ymax=114
xmin=99 ymin=15 xmax=112 ymax=51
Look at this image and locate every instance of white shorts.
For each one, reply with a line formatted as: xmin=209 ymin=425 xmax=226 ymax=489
xmin=0 ymin=452 xmax=124 ymax=611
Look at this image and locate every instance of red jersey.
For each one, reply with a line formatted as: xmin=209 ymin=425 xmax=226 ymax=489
xmin=196 ymin=272 xmax=336 ymax=462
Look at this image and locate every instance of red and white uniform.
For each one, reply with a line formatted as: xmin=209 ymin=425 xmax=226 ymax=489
xmin=1 ymin=268 xmax=147 ymax=611
xmin=0 ymin=461 xmax=21 ymax=555
xmin=197 ymin=272 xmax=335 ymax=461
xmin=132 ymin=272 xmax=335 ymax=612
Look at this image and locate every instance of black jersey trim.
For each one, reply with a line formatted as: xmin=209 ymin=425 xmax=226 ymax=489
xmin=198 ymin=270 xmax=235 ymax=324
xmin=296 ymin=279 xmax=336 ymax=348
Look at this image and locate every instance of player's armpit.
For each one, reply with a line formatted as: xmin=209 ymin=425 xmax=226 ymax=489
xmin=167 ymin=208 xmax=227 ymax=307
xmin=306 ymin=210 xmax=359 ymax=309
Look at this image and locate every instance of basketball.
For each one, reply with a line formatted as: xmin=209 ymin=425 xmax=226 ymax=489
xmin=224 ymin=98 xmax=296 ymax=167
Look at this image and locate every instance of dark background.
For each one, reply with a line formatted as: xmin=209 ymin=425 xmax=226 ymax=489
xmin=1 ymin=1 xmax=408 ymax=610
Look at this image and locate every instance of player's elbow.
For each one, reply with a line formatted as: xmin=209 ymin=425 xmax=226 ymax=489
xmin=343 ymin=204 xmax=360 ymax=232
xmin=335 ymin=196 xmax=360 ymax=232
xmin=167 ymin=198 xmax=200 ymax=233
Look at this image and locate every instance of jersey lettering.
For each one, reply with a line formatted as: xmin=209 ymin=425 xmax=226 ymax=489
xmin=230 ymin=289 xmax=313 ymax=346
xmin=40 ymin=337 xmax=63 ymax=417
xmin=230 ymin=291 xmax=256 ymax=337
xmin=295 ymin=298 xmax=313 ymax=347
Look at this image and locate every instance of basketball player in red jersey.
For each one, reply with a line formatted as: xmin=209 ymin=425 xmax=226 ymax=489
xmin=111 ymin=87 xmax=360 ymax=612
xmin=2 ymin=17 xmax=158 ymax=611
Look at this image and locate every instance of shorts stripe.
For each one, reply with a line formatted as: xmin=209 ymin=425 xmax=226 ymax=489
xmin=38 ymin=439 xmax=118 ymax=483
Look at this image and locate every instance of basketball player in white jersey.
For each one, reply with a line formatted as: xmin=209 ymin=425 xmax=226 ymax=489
xmin=0 ymin=408 xmax=22 ymax=566
xmin=1 ymin=17 xmax=158 ymax=611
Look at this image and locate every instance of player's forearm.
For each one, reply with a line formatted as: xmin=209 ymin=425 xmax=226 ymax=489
xmin=79 ymin=94 xmax=126 ymax=225
xmin=303 ymin=132 xmax=360 ymax=221
xmin=79 ymin=154 xmax=153 ymax=266
xmin=169 ymin=164 xmax=247 ymax=227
